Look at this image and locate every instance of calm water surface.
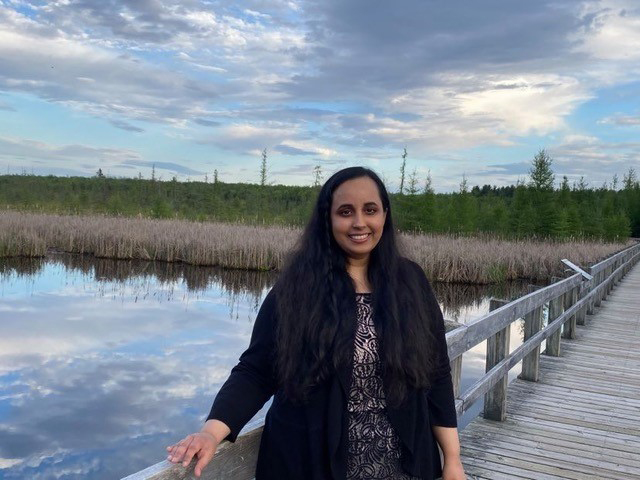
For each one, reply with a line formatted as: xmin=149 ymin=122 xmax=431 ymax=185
xmin=0 ymin=255 xmax=531 ymax=479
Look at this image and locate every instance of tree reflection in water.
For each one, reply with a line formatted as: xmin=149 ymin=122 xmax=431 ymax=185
xmin=0 ymin=254 xmax=530 ymax=323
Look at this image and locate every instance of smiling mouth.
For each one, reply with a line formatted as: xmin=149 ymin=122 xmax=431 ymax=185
xmin=348 ymin=233 xmax=371 ymax=241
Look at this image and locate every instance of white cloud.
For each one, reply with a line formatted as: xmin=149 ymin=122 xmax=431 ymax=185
xmin=0 ymin=135 xmax=142 ymax=176
xmin=574 ymin=0 xmax=640 ymax=61
xmin=599 ymin=114 xmax=640 ymax=126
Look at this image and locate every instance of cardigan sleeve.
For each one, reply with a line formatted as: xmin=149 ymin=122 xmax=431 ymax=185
xmin=410 ymin=260 xmax=458 ymax=428
xmin=206 ymin=289 xmax=279 ymax=441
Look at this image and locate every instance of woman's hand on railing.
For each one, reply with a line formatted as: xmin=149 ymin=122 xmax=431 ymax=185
xmin=166 ymin=431 xmax=218 ymax=477
xmin=166 ymin=419 xmax=230 ymax=477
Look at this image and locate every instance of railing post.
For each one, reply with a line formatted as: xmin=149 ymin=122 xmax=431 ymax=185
xmin=545 ymin=277 xmax=564 ymax=357
xmin=484 ymin=298 xmax=510 ymax=421
xmin=518 ymin=286 xmax=543 ymax=382
xmin=594 ymin=271 xmax=603 ymax=307
xmin=576 ymin=281 xmax=587 ymax=326
xmin=586 ymin=267 xmax=595 ymax=315
xmin=450 ymin=355 xmax=462 ymax=398
xmin=604 ymin=266 xmax=612 ymax=297
xmin=562 ymin=285 xmax=578 ymax=339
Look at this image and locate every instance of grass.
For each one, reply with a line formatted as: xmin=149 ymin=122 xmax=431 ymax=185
xmin=0 ymin=211 xmax=633 ymax=284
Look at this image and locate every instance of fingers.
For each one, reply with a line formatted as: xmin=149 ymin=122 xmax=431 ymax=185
xmin=166 ymin=433 xmax=216 ymax=476
xmin=194 ymin=448 xmax=216 ymax=478
xmin=180 ymin=438 xmax=201 ymax=467
xmin=166 ymin=435 xmax=194 ymax=464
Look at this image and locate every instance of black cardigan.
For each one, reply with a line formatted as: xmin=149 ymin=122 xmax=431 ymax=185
xmin=207 ymin=259 xmax=457 ymax=479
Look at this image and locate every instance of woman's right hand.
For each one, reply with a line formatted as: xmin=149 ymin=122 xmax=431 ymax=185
xmin=166 ymin=431 xmax=219 ymax=478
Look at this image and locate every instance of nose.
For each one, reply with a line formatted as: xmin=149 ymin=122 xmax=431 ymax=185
xmin=352 ymin=211 xmax=365 ymax=228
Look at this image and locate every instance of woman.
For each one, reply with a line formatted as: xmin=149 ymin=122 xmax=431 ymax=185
xmin=167 ymin=167 xmax=466 ymax=479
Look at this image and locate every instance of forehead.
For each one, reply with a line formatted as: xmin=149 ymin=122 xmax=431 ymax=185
xmin=332 ymin=176 xmax=382 ymax=206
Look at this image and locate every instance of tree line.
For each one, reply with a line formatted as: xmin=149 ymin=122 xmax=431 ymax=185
xmin=1 ymin=150 xmax=638 ymax=241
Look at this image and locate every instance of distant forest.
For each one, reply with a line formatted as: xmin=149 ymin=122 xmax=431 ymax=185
xmin=1 ymin=153 xmax=639 ymax=241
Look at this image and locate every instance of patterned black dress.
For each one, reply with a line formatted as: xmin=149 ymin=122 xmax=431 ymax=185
xmin=346 ymin=293 xmax=418 ymax=480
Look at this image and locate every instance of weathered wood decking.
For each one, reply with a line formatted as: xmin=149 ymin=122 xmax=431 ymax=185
xmin=459 ymin=262 xmax=640 ymax=480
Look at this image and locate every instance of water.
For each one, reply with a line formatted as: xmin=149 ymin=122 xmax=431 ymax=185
xmin=0 ymin=255 xmax=531 ymax=479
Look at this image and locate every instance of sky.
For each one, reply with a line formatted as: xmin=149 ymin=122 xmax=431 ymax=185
xmin=0 ymin=0 xmax=639 ymax=192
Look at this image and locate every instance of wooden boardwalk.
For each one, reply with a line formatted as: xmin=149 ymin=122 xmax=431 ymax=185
xmin=459 ymin=263 xmax=640 ymax=480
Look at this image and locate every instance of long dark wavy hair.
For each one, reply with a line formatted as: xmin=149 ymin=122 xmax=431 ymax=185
xmin=274 ymin=166 xmax=439 ymax=406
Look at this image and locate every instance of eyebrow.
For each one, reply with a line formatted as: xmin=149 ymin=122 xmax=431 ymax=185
xmin=335 ymin=202 xmax=380 ymax=209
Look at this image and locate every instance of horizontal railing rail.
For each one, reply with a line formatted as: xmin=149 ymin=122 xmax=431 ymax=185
xmin=123 ymin=241 xmax=640 ymax=480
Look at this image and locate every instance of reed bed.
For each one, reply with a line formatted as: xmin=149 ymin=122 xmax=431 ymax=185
xmin=0 ymin=211 xmax=633 ymax=283
xmin=399 ymin=232 xmax=631 ymax=283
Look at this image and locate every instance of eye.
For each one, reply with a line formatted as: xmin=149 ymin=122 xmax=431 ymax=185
xmin=365 ymin=208 xmax=377 ymax=215
xmin=338 ymin=209 xmax=352 ymax=216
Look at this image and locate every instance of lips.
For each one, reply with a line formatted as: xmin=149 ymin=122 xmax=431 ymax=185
xmin=348 ymin=233 xmax=371 ymax=243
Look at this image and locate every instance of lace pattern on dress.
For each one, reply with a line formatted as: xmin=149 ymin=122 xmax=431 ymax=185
xmin=346 ymin=293 xmax=417 ymax=480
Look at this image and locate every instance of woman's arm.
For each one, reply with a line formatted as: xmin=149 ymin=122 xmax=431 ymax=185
xmin=432 ymin=426 xmax=465 ymax=480
xmin=206 ymin=289 xmax=279 ymax=441
xmin=166 ymin=291 xmax=279 ymax=477
xmin=410 ymin=260 xmax=466 ymax=479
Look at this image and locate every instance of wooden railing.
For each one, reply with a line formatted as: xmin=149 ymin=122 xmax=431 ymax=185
xmin=123 ymin=242 xmax=640 ymax=480
xmin=448 ymin=242 xmax=640 ymax=420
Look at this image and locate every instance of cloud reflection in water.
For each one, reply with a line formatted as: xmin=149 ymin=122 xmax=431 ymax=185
xmin=0 ymin=256 xmax=274 ymax=479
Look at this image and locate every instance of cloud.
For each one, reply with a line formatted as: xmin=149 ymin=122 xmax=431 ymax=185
xmin=274 ymin=140 xmax=337 ymax=157
xmin=274 ymin=144 xmax=314 ymax=155
xmin=0 ymin=5 xmax=221 ymax=126
xmin=2 ymin=0 xmax=640 ymax=184
xmin=573 ymin=0 xmax=640 ymax=62
xmin=0 ymin=135 xmax=141 ymax=163
xmin=600 ymin=114 xmax=640 ymax=126
xmin=120 ymin=160 xmax=205 ymax=175
xmin=201 ymin=123 xmax=299 ymax=154
xmin=193 ymin=118 xmax=221 ymax=127
xmin=110 ymin=119 xmax=145 ymax=132
xmin=0 ymin=100 xmax=15 ymax=111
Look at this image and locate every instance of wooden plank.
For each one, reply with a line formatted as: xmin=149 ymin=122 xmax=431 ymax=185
xmin=450 ymin=355 xmax=462 ymax=397
xmin=461 ymin=456 xmax=563 ymax=480
xmin=461 ymin=431 xmax=640 ymax=476
xmin=561 ymin=286 xmax=578 ymax=339
xmin=484 ymin=298 xmax=509 ymax=421
xmin=460 ymin=443 xmax=631 ymax=480
xmin=519 ymin=285 xmax=543 ymax=381
xmin=122 ymin=427 xmax=263 ymax=480
xmin=463 ymin=418 xmax=640 ymax=459
xmin=544 ymin=278 xmax=563 ymax=357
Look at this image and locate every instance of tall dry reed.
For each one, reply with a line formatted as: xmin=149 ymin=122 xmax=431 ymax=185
xmin=0 ymin=211 xmax=633 ymax=283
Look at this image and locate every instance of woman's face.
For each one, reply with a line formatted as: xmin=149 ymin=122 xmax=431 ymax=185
xmin=331 ymin=176 xmax=387 ymax=262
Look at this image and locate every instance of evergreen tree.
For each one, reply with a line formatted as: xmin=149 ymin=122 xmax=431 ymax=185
xmin=399 ymin=148 xmax=407 ymax=194
xmin=529 ymin=149 xmax=554 ymax=190
xmin=574 ymin=176 xmax=588 ymax=191
xmin=260 ymin=149 xmax=268 ymax=186
xmin=422 ymin=170 xmax=434 ymax=194
xmin=559 ymin=175 xmax=571 ymax=204
xmin=510 ymin=182 xmax=535 ymax=237
xmin=313 ymin=165 xmax=323 ymax=187
xmin=407 ymin=168 xmax=419 ymax=195
xmin=623 ymin=167 xmax=637 ymax=190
